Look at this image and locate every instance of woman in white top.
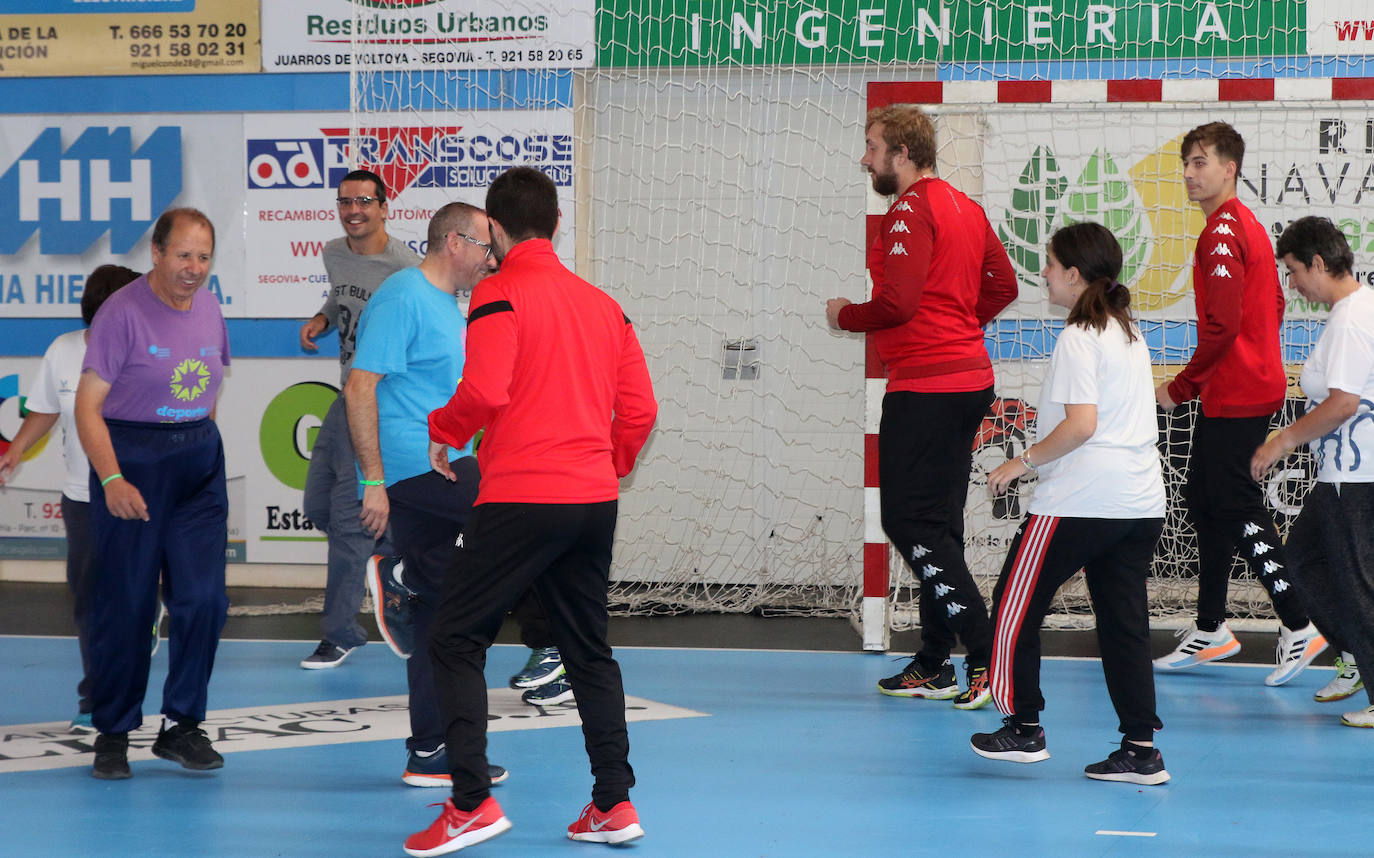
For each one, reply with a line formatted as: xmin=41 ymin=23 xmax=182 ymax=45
xmin=968 ymin=222 xmax=1169 ymax=785
xmin=1253 ymin=215 xmax=1374 ymax=727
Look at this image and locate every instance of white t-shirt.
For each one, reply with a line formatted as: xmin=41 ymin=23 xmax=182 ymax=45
xmin=24 ymin=329 xmax=90 ymax=502
xmin=1300 ymin=285 xmax=1374 ymax=484
xmin=1028 ymin=321 xmax=1166 ymax=519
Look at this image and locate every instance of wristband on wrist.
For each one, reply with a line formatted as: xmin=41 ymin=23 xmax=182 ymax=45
xmin=101 ymin=473 xmax=124 ymax=487
xmin=1018 ymin=453 xmax=1037 ymax=472
xmin=359 ymin=478 xmax=385 ymax=487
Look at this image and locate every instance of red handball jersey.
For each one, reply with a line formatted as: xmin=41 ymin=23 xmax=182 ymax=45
xmin=427 ymin=239 xmax=657 ymax=504
xmin=838 ymin=176 xmax=1017 ymax=392
xmin=1167 ymin=197 xmax=1286 ymax=418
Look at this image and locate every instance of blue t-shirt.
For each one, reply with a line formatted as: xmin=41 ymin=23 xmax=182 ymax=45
xmin=352 ymin=267 xmax=472 ymax=487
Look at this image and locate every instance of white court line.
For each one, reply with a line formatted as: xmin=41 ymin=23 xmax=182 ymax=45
xmin=1096 ymin=830 xmax=1157 ymax=837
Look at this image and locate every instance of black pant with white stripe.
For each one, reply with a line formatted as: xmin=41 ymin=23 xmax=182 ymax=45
xmin=990 ymin=514 xmax=1164 ymax=742
xmin=878 ymin=388 xmax=995 ymax=671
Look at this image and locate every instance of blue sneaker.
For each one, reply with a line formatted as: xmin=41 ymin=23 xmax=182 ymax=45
xmin=402 ymin=745 xmax=509 ymax=787
xmin=521 ymin=677 xmax=575 ymax=707
xmin=509 ymin=646 xmax=564 ymax=689
xmin=69 ymin=713 xmax=95 ymax=734
xmin=366 ymin=555 xmax=415 ymax=659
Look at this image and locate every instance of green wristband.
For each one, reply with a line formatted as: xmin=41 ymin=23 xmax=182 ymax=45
xmin=359 ymin=478 xmax=385 ymax=487
xmin=100 ymin=473 xmax=124 ymax=487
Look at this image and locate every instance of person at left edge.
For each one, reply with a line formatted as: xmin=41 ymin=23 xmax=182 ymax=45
xmin=75 ymin=208 xmax=231 ymax=781
xmin=0 ymin=264 xmax=139 ymax=735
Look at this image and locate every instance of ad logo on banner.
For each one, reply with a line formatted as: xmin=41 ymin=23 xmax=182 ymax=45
xmin=247 ymin=140 xmax=327 ymax=190
xmin=0 ymin=126 xmax=181 ymax=255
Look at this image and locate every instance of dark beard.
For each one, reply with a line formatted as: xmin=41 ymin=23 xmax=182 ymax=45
xmin=871 ymin=171 xmax=899 ymax=196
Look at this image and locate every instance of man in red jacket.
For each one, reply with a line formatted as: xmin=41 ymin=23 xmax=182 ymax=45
xmin=403 ymin=167 xmax=657 ymax=857
xmin=1153 ymin=121 xmax=1325 ymax=685
xmin=826 ymin=105 xmax=1018 ymax=710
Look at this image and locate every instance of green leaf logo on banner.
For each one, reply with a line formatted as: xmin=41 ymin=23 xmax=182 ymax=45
xmin=1058 ymin=149 xmax=1150 ymax=286
xmin=997 ymin=145 xmax=1067 ymax=289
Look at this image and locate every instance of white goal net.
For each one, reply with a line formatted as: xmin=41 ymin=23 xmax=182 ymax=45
xmin=350 ymin=2 xmax=1372 ymax=639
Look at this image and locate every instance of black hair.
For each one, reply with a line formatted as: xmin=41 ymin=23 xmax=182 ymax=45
xmin=81 ymin=264 xmax=140 ymax=326
xmin=485 ymin=167 xmax=558 ymax=242
xmin=1276 ymin=216 xmax=1355 ymax=278
xmin=1051 ymin=222 xmax=1137 ymax=341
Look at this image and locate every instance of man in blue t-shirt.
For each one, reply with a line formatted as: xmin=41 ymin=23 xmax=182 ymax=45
xmin=345 ymin=201 xmax=506 ymax=788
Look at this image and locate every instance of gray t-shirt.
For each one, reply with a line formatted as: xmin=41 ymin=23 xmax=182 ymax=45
xmin=318 ymin=234 xmax=420 ymax=384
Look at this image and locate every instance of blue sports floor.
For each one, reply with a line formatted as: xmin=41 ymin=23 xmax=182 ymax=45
xmin=1 ymin=635 xmax=1370 ymax=857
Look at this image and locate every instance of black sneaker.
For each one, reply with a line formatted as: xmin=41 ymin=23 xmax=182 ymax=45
xmin=366 ymin=555 xmax=415 ymax=659
xmin=152 ymin=721 xmax=224 ymax=771
xmin=521 ymin=677 xmax=575 ymax=706
xmin=300 ymin=640 xmax=356 ymax=670
xmin=877 ymin=658 xmax=959 ymax=699
xmin=1084 ymin=741 xmax=1170 ymax=785
xmin=92 ymin=732 xmax=131 ymax=780
xmin=509 ymin=646 xmax=564 ymax=689
xmin=402 ymin=744 xmax=509 ymax=787
xmin=970 ymin=716 xmax=1050 ymax=763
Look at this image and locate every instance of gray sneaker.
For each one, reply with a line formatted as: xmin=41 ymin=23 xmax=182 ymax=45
xmin=300 ymin=640 xmax=356 ymax=670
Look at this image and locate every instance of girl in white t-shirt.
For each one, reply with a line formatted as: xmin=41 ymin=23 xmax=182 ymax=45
xmin=1254 ymin=215 xmax=1374 ymax=728
xmin=969 ymin=222 xmax=1169 ymax=785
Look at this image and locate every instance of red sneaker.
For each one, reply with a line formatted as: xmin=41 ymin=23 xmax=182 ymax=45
xmin=567 ymin=800 xmax=645 ymax=844
xmin=404 ymin=797 xmax=511 ymax=857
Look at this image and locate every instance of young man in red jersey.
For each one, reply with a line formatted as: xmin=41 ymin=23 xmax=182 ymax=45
xmin=403 ymin=167 xmax=657 ymax=856
xmin=1153 ymin=121 xmax=1325 ymax=685
xmin=826 ymin=105 xmax=1018 ymax=709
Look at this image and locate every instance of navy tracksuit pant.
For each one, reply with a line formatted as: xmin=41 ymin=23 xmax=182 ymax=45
xmin=88 ymin=418 xmax=229 ymax=735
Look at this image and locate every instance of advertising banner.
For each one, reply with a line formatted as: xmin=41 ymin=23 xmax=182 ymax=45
xmin=243 ymin=110 xmax=576 ymax=319
xmin=0 ymin=115 xmax=247 ymax=318
xmin=979 ymin=105 xmax=1374 ymax=322
xmin=260 ymin=0 xmax=592 ymax=72
xmin=0 ymin=0 xmax=259 ymax=78
xmin=597 ymin=0 xmax=1303 ymax=68
xmin=225 ymin=359 xmax=334 ymax=565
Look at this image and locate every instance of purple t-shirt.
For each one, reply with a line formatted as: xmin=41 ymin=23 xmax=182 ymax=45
xmin=83 ymin=275 xmax=231 ymax=422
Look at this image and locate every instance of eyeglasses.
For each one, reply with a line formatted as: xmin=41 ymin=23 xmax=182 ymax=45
xmin=336 ymin=196 xmax=381 ymax=208
xmin=453 ymin=231 xmax=493 ymax=259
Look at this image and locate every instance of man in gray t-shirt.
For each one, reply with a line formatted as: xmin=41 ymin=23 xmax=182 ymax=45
xmin=298 ymin=169 xmax=419 ymax=669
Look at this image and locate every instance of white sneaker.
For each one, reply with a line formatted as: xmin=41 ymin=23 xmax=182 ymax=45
xmin=1340 ymin=704 xmax=1374 ymax=728
xmin=1153 ymin=622 xmax=1241 ymax=670
xmin=1315 ymin=653 xmax=1363 ymax=702
xmin=1265 ymin=622 xmax=1328 ymax=686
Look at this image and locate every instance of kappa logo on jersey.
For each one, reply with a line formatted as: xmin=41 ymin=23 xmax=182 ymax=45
xmin=1252 ymin=540 xmax=1273 ymax=556
xmin=889 ymin=221 xmax=910 ymax=234
xmin=1242 ymin=521 xmax=1260 ymax=537
xmin=1212 ymin=223 xmax=1235 ymax=236
xmin=1262 ymin=559 xmax=1282 ymax=575
xmin=911 ymin=544 xmax=931 ymax=559
xmin=921 ymin=563 xmax=941 ymax=579
xmin=1210 ymin=243 xmax=1234 ymax=257
xmin=247 ymin=139 xmax=327 ymax=189
xmin=1210 ymin=264 xmax=1232 ymax=278
xmin=890 ymin=242 xmax=909 ymax=256
xmin=893 ymin=201 xmax=913 ymax=212
xmin=0 ymin=126 xmax=182 ymax=255
xmin=933 ymin=583 xmax=953 ymax=598
xmin=1218 ymin=212 xmax=1237 ymax=221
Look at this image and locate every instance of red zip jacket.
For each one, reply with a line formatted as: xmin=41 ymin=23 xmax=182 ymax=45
xmin=1167 ymin=197 xmax=1286 ymax=417
xmin=838 ymin=176 xmax=1017 ymax=392
xmin=428 ymin=239 xmax=657 ymax=504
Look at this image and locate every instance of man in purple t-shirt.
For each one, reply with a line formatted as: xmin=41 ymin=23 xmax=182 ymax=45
xmin=75 ymin=207 xmax=232 ymax=781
